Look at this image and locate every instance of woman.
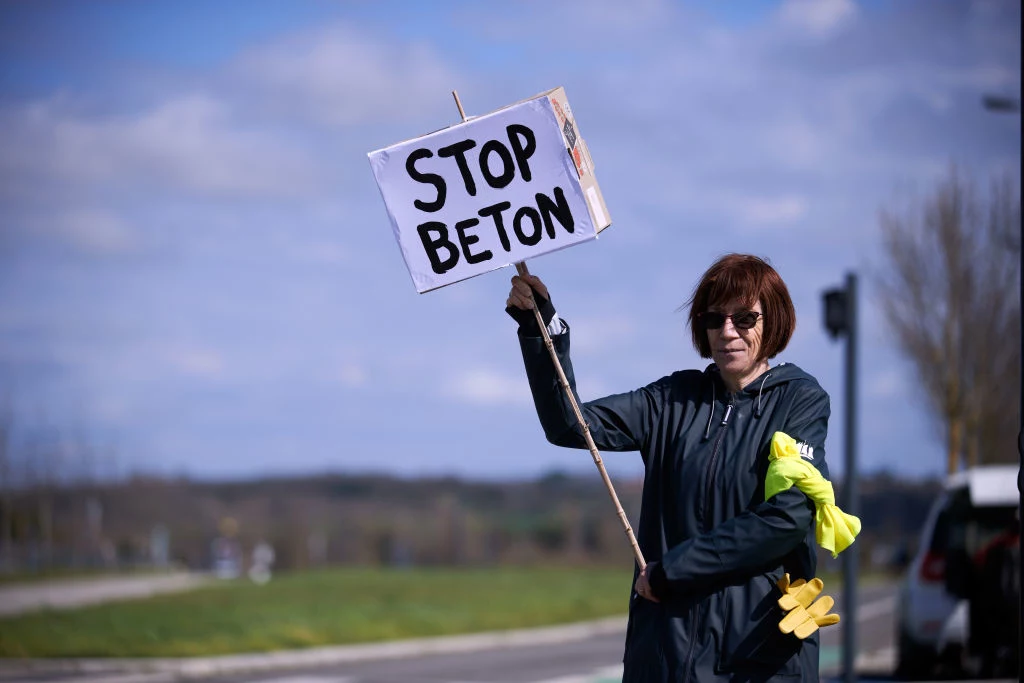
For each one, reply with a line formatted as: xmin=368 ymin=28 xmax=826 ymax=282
xmin=506 ymin=254 xmax=831 ymax=682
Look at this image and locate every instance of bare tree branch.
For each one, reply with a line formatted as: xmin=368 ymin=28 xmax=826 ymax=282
xmin=876 ymin=166 xmax=1021 ymax=474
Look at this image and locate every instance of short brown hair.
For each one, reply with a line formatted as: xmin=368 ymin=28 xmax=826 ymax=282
xmin=686 ymin=253 xmax=796 ymax=361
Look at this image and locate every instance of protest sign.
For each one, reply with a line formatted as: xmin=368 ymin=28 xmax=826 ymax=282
xmin=368 ymin=87 xmax=611 ymax=293
xmin=368 ymin=89 xmax=642 ymax=569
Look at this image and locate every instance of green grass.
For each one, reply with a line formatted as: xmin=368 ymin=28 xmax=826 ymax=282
xmin=0 ymin=566 xmax=632 ymax=658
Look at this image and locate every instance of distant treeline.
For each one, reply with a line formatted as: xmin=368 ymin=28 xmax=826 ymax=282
xmin=0 ymin=469 xmax=941 ymax=574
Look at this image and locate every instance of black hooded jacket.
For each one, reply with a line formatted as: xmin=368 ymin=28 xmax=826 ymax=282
xmin=518 ymin=324 xmax=831 ymax=683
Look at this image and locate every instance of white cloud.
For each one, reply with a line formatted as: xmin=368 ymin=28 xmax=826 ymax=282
xmin=56 ymin=209 xmax=138 ymax=255
xmin=457 ymin=0 xmax=675 ymax=47
xmin=338 ymin=363 xmax=367 ymax=387
xmin=288 ymin=240 xmax=349 ymax=266
xmin=443 ymin=368 xmax=531 ymax=405
xmin=762 ymin=120 xmax=827 ymax=169
xmin=573 ymin=376 xmax=616 ymax=403
xmin=777 ymin=0 xmax=858 ymax=40
xmin=0 ymin=94 xmax=329 ymax=201
xmin=230 ymin=24 xmax=460 ymax=127
xmin=2 ymin=207 xmax=143 ymax=256
xmin=567 ymin=315 xmax=638 ymax=355
xmin=944 ymin=63 xmax=1019 ymax=90
xmin=734 ymin=195 xmax=809 ymax=227
xmin=90 ymin=395 xmax=131 ymax=423
xmin=168 ymin=347 xmax=224 ymax=379
xmin=865 ymin=369 xmax=907 ymax=400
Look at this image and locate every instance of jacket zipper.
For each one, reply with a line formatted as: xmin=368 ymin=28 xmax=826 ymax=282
xmin=682 ymin=392 xmax=735 ymax=683
xmin=702 ymin=394 xmax=734 ymax=532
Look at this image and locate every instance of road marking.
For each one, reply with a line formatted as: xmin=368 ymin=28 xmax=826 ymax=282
xmin=820 ymin=597 xmax=898 ymax=673
xmin=856 ymin=596 xmax=896 ymax=621
xmin=528 ymin=664 xmax=622 ymax=683
xmin=37 ymin=674 xmax=178 ymax=683
xmin=857 ymin=645 xmax=896 ymax=669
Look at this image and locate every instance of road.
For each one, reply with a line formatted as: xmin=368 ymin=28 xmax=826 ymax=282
xmin=204 ymin=583 xmax=900 ymax=683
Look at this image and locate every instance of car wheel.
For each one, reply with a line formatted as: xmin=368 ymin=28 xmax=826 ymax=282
xmin=895 ymin=628 xmax=935 ymax=680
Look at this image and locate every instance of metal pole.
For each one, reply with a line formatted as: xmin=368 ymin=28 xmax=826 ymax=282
xmin=842 ymin=272 xmax=859 ymax=683
xmin=1018 ymin=164 xmax=1023 ymax=683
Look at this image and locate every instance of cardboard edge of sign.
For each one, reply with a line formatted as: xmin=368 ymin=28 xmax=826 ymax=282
xmin=367 ymin=86 xmax=613 ymax=294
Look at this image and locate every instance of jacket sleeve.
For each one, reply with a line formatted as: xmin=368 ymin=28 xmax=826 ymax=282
xmin=518 ymin=325 xmax=665 ymax=453
xmin=656 ymin=383 xmax=831 ymax=591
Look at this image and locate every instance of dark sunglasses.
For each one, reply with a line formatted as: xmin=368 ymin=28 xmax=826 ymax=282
xmin=698 ymin=310 xmax=762 ymax=330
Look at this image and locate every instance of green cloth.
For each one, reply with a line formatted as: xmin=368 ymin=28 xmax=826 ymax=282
xmin=765 ymin=431 xmax=861 ymax=558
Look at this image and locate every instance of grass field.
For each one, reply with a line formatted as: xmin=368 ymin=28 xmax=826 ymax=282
xmin=0 ymin=566 xmax=633 ymax=658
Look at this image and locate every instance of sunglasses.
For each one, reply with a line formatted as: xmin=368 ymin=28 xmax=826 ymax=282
xmin=698 ymin=310 xmax=762 ymax=330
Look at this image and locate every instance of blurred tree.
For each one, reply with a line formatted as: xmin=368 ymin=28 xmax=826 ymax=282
xmin=877 ymin=167 xmax=1021 ymax=474
xmin=28 ymin=430 xmax=59 ymax=568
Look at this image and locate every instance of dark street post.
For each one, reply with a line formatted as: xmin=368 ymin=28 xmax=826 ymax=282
xmin=824 ymin=273 xmax=859 ymax=683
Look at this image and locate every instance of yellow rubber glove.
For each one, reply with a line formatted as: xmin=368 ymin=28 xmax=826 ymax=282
xmin=765 ymin=431 xmax=862 ymax=558
xmin=775 ymin=573 xmax=841 ymax=639
xmin=776 ymin=573 xmax=822 ymax=611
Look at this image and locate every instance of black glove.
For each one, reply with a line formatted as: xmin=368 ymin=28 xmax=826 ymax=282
xmin=505 ymin=287 xmax=556 ymax=336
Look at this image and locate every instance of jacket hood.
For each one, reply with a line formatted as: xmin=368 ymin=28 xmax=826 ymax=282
xmin=705 ymin=361 xmax=816 ymax=393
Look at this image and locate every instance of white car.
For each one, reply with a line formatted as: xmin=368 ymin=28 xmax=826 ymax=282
xmin=894 ymin=464 xmax=1019 ymax=679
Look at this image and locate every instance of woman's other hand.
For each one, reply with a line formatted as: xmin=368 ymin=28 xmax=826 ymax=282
xmin=635 ymin=565 xmax=661 ymax=603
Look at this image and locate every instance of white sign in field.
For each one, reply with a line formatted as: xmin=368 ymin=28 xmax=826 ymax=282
xmin=368 ymin=89 xmax=609 ymax=293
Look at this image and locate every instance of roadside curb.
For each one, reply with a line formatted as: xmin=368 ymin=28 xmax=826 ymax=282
xmin=0 ymin=616 xmax=628 ymax=680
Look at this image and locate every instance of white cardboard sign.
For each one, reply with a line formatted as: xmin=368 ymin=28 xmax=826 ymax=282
xmin=368 ymin=95 xmax=598 ymax=293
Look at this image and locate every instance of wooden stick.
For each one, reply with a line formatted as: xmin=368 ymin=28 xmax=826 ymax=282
xmin=449 ymin=90 xmax=645 ymax=570
xmin=515 ymin=262 xmax=646 ymax=570
xmin=452 ymin=90 xmax=468 ymax=122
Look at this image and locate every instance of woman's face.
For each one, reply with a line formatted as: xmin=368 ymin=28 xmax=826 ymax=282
xmin=705 ymin=299 xmax=766 ymax=390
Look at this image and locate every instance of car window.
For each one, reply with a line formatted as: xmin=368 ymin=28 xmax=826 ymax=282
xmin=967 ymin=505 xmax=1018 ymax=554
xmin=945 ymin=487 xmax=1018 ymax=556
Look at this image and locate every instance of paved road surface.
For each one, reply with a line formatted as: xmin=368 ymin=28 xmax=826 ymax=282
xmin=207 ymin=584 xmax=898 ymax=683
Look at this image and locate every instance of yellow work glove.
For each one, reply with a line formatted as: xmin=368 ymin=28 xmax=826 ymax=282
xmin=765 ymin=431 xmax=862 ymax=558
xmin=776 ymin=572 xmax=817 ymax=608
xmin=775 ymin=573 xmax=840 ymax=639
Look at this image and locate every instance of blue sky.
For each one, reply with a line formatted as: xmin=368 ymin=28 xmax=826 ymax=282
xmin=0 ymin=0 xmax=1019 ymax=483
